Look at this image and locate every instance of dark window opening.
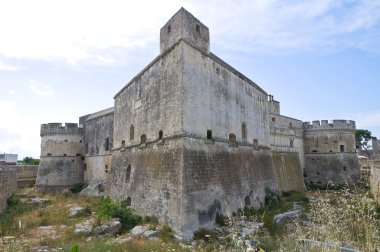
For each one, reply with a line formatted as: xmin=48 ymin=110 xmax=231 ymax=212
xmin=64 ymin=139 xmax=68 ymax=142
xmin=130 ymin=125 xmax=134 ymax=141
xmin=272 ymin=117 xmax=275 ymax=122
xmin=105 ymin=165 xmax=109 ymax=173
xmin=167 ymin=25 xmax=171 ymax=34
xmin=126 ymin=197 xmax=131 ymax=206
xmin=63 ymin=154 xmax=67 ymax=157
xmin=343 ymin=166 xmax=347 ymax=171
xmin=125 ymin=164 xmax=131 ymax=183
xmin=105 ymin=138 xmax=109 ymax=151
xmin=72 ymin=159 xmax=75 ymax=162
xmin=242 ymin=123 xmax=247 ymax=140
xmin=84 ymin=164 xmax=87 ymax=171
xmin=80 ymin=140 xmax=82 ymax=143
xmin=229 ymin=133 xmax=236 ymax=144
xmin=253 ymin=139 xmax=258 ymax=146
xmin=207 ymin=130 xmax=212 ymax=139
xmin=141 ymin=134 xmax=147 ymax=144
xmin=159 ymin=130 xmax=163 ymax=140
xmin=47 ymin=153 xmax=52 ymax=156
xmin=340 ymin=145 xmax=345 ymax=152
xmin=289 ymin=123 xmax=293 ymax=128
xmin=121 ymin=140 xmax=125 ymax=148
xmin=244 ymin=196 xmax=251 ymax=206
xmin=76 ymin=154 xmax=81 ymax=156
xmin=290 ymin=139 xmax=294 ymax=148
xmin=312 ymin=150 xmax=318 ymax=153
xmin=196 ymin=24 xmax=200 ymax=32
xmin=81 ymin=156 xmax=85 ymax=161
xmin=317 ymin=172 xmax=320 ymax=176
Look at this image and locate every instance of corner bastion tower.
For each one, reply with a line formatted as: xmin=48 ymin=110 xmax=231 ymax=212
xmin=37 ymin=8 xmax=359 ymax=238
xmin=106 ymin=8 xmax=277 ymax=237
xmin=36 ymin=123 xmax=85 ymax=191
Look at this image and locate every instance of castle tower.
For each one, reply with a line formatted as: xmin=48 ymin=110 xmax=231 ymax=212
xmin=303 ymin=120 xmax=359 ymax=185
xmin=36 ymin=123 xmax=85 ymax=192
xmin=160 ymin=7 xmax=210 ymax=55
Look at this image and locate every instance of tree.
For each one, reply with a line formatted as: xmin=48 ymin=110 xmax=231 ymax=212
xmin=355 ymin=129 xmax=375 ymax=158
xmin=22 ymin=156 xmax=40 ymax=165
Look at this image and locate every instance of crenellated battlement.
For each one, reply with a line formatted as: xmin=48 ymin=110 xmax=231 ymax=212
xmin=303 ymin=120 xmax=356 ymax=131
xmin=40 ymin=123 xmax=84 ymax=136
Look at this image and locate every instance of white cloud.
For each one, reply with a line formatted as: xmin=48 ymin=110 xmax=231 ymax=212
xmin=0 ymin=101 xmax=41 ymax=158
xmin=0 ymin=0 xmax=378 ymax=68
xmin=0 ymin=60 xmax=22 ymax=71
xmin=29 ymin=79 xmax=54 ymax=97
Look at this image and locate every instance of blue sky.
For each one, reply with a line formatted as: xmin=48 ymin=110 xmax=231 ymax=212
xmin=0 ymin=0 xmax=379 ymax=159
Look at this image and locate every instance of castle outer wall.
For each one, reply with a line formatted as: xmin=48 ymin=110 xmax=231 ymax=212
xmin=80 ymin=108 xmax=114 ymax=188
xmin=0 ymin=166 xmax=17 ymax=213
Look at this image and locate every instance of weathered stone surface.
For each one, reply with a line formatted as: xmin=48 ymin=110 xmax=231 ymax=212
xmin=143 ymin=230 xmax=159 ymax=239
xmin=29 ymin=198 xmax=50 ymax=205
xmin=0 ymin=166 xmax=17 ymax=214
xmin=371 ymin=160 xmax=380 ymax=204
xmin=68 ymin=206 xmax=87 ymax=218
xmin=80 ymin=181 xmax=105 ymax=197
xmin=130 ymin=226 xmax=147 ymax=236
xmin=92 ymin=219 xmax=121 ymax=236
xmin=74 ymin=219 xmax=93 ymax=236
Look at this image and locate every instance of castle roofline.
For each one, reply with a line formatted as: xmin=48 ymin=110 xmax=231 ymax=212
xmin=86 ymin=107 xmax=114 ymax=121
xmin=115 ymin=40 xmax=268 ymax=98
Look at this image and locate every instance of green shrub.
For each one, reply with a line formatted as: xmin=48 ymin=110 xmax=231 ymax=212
xmin=264 ymin=187 xmax=279 ymax=206
xmin=215 ymin=212 xmax=227 ymax=226
xmin=97 ymin=197 xmax=142 ymax=233
xmin=159 ymin=224 xmax=174 ymax=241
xmin=70 ymin=244 xmax=79 ymax=252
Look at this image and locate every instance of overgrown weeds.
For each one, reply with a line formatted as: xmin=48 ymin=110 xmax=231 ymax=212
xmin=96 ymin=197 xmax=142 ymax=233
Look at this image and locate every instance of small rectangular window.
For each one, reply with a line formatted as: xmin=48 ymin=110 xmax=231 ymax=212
xmin=207 ymin=130 xmax=212 ymax=139
xmin=196 ymin=24 xmax=200 ymax=32
xmin=340 ymin=145 xmax=345 ymax=152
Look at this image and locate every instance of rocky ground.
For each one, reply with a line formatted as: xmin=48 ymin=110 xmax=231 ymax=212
xmin=0 ymin=186 xmax=379 ymax=251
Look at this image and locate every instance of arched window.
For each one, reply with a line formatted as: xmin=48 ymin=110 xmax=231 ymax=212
xmin=242 ymin=123 xmax=247 ymax=140
xmin=290 ymin=139 xmax=294 ymax=148
xmin=130 ymin=125 xmax=134 ymax=141
xmin=244 ymin=196 xmax=251 ymax=206
xmin=141 ymin=134 xmax=147 ymax=144
xmin=125 ymin=164 xmax=131 ymax=183
xmin=229 ymin=133 xmax=236 ymax=144
xmin=159 ymin=130 xmax=163 ymax=140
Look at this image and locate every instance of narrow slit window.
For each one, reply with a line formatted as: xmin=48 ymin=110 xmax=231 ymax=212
xmin=167 ymin=25 xmax=171 ymax=34
xmin=126 ymin=197 xmax=131 ymax=206
xmin=242 ymin=123 xmax=247 ymax=140
xmin=121 ymin=140 xmax=125 ymax=148
xmin=105 ymin=138 xmax=109 ymax=151
xmin=290 ymin=139 xmax=294 ymax=148
xmin=130 ymin=125 xmax=134 ymax=141
xmin=125 ymin=164 xmax=131 ymax=183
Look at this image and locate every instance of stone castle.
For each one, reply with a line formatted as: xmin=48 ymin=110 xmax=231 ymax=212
xmin=36 ymin=8 xmax=359 ymax=237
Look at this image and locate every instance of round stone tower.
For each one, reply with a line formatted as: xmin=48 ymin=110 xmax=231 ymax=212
xmin=303 ymin=120 xmax=360 ymax=185
xmin=36 ymin=123 xmax=85 ymax=192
